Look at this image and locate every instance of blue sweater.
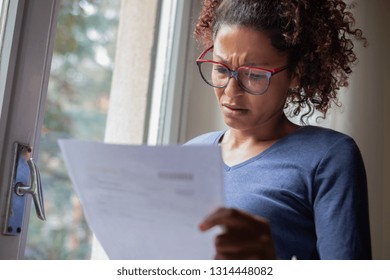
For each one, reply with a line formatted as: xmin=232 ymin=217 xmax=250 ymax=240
xmin=186 ymin=126 xmax=372 ymax=259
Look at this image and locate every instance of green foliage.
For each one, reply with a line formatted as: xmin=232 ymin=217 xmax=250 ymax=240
xmin=25 ymin=0 xmax=120 ymax=260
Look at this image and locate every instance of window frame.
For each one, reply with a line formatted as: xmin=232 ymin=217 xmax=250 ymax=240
xmin=0 ymin=0 xmax=60 ymax=259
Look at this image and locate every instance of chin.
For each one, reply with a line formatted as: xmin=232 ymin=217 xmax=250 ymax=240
xmin=223 ymin=117 xmax=250 ymax=130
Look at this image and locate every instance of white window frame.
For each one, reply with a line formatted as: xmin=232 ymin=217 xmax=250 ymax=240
xmin=147 ymin=0 xmax=192 ymax=145
xmin=0 ymin=0 xmax=60 ymax=259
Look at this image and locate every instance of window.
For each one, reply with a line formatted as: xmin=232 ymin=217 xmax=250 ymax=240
xmin=25 ymin=0 xmax=121 ymax=259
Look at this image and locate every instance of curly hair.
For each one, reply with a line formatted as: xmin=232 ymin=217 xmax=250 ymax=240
xmin=194 ymin=0 xmax=367 ymax=122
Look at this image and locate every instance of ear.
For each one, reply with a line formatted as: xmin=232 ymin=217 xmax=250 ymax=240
xmin=288 ymin=70 xmax=300 ymax=89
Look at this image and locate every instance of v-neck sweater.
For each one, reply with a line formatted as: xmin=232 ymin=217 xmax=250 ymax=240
xmin=186 ymin=125 xmax=372 ymax=259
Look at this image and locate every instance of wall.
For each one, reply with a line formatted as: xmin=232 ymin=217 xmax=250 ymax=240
xmin=91 ymin=0 xmax=159 ymax=259
xmin=104 ymin=0 xmax=159 ymax=145
xmin=378 ymin=0 xmax=390 ymax=260
xmin=182 ymin=1 xmax=226 ymax=142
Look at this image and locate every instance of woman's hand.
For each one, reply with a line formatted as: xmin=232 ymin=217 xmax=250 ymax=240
xmin=199 ymin=207 xmax=276 ymax=260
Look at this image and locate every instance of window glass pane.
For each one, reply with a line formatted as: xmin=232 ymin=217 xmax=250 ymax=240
xmin=0 ymin=0 xmax=10 ymax=118
xmin=25 ymin=0 xmax=120 ymax=259
xmin=0 ymin=0 xmax=9 ymax=57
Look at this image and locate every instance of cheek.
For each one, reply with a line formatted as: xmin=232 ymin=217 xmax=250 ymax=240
xmin=214 ymin=88 xmax=224 ymax=102
xmin=247 ymin=90 xmax=288 ymax=112
xmin=264 ymin=79 xmax=291 ymax=103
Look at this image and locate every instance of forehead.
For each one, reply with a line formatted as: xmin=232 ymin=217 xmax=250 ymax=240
xmin=213 ymin=24 xmax=287 ymax=65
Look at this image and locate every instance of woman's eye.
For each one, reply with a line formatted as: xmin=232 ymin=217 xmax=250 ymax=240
xmin=247 ymin=70 xmax=265 ymax=80
xmin=211 ymin=65 xmax=227 ymax=74
xmin=241 ymin=70 xmax=263 ymax=80
xmin=249 ymin=73 xmax=263 ymax=80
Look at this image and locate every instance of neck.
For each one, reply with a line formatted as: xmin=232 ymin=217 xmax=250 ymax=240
xmin=219 ymin=114 xmax=299 ymax=167
xmin=224 ymin=114 xmax=298 ymax=146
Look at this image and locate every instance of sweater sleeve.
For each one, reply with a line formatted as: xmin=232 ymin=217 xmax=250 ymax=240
xmin=313 ymin=137 xmax=372 ymax=259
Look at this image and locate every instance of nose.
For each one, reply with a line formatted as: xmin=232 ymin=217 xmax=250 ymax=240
xmin=223 ymin=71 xmax=245 ymax=97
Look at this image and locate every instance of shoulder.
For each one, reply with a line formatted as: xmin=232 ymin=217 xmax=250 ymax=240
xmin=303 ymin=126 xmax=367 ymax=196
xmin=184 ymin=131 xmax=224 ymax=146
xmin=273 ymin=125 xmax=364 ymax=172
xmin=288 ymin=125 xmax=360 ymax=155
xmin=295 ymin=125 xmax=353 ymax=143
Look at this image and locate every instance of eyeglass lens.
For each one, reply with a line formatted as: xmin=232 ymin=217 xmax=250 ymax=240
xmin=199 ymin=62 xmax=270 ymax=95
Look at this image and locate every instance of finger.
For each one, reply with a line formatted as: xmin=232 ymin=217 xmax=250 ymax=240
xmin=215 ymin=232 xmax=274 ymax=255
xmin=199 ymin=207 xmax=270 ymax=233
xmin=214 ymin=235 xmax=276 ymax=259
xmin=214 ymin=252 xmax=265 ymax=260
xmin=215 ymin=232 xmax=264 ymax=254
xmin=214 ymin=242 xmax=254 ymax=260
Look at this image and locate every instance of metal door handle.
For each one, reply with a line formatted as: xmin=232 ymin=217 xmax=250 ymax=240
xmin=15 ymin=157 xmax=46 ymax=221
xmin=3 ymin=143 xmax=46 ymax=236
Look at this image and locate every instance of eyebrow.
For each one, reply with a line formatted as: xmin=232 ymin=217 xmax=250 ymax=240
xmin=213 ymin=53 xmax=228 ymax=63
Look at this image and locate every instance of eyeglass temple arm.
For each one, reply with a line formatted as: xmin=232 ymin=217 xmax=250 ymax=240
xmin=197 ymin=46 xmax=214 ymax=60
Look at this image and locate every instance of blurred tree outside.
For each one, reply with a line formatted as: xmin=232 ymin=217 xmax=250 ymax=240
xmin=25 ymin=0 xmax=120 ymax=259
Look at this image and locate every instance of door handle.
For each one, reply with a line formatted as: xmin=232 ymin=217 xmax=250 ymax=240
xmin=15 ymin=157 xmax=46 ymax=221
xmin=2 ymin=143 xmax=46 ymax=236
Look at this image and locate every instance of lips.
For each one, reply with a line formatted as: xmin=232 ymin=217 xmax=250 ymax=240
xmin=221 ymin=103 xmax=249 ymax=117
xmin=222 ymin=103 xmax=246 ymax=111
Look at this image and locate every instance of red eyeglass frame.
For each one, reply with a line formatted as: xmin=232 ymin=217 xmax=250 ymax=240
xmin=196 ymin=46 xmax=289 ymax=76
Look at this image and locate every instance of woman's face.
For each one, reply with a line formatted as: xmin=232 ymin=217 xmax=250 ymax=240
xmin=213 ymin=25 xmax=296 ymax=131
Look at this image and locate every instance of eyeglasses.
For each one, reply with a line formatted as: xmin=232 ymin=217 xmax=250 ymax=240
xmin=196 ymin=46 xmax=289 ymax=95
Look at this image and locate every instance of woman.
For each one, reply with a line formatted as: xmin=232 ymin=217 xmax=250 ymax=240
xmin=187 ymin=0 xmax=372 ymax=259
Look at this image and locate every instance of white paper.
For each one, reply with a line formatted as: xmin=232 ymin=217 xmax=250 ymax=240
xmin=58 ymin=140 xmax=224 ymax=260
